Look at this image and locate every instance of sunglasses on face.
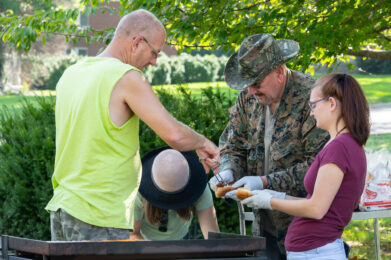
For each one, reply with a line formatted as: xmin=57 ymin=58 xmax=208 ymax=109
xmin=308 ymin=96 xmax=330 ymax=112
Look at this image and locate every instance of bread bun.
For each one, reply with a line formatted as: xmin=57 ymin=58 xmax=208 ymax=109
xmin=236 ymin=187 xmax=252 ymax=200
xmin=215 ymin=185 xmax=235 ymax=198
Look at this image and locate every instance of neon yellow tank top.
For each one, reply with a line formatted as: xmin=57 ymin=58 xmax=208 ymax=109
xmin=45 ymin=57 xmax=142 ymax=229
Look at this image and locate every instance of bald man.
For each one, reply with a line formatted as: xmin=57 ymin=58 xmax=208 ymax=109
xmin=45 ymin=9 xmax=219 ymax=241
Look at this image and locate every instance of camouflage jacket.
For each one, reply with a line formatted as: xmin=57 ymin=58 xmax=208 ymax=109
xmin=219 ymin=70 xmax=329 ymax=254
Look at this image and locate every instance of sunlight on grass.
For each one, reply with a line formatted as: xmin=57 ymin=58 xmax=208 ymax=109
xmin=365 ymin=134 xmax=391 ymax=152
xmin=354 ymin=75 xmax=391 ymax=104
xmin=0 ymin=94 xmax=55 ymax=114
xmin=152 ymin=74 xmax=391 ymax=104
xmin=343 ymin=218 xmax=391 ymax=259
xmin=1 ymin=75 xmax=390 ymax=107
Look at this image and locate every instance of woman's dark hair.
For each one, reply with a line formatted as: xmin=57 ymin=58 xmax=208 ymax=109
xmin=144 ymin=200 xmax=196 ymax=225
xmin=316 ymin=73 xmax=370 ymax=146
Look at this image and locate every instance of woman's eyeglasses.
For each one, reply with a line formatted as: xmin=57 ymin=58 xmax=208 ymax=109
xmin=158 ymin=210 xmax=168 ymax=232
xmin=308 ymin=96 xmax=330 ymax=112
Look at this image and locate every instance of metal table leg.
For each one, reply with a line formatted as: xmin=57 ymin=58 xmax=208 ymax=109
xmin=237 ymin=201 xmax=246 ymax=235
xmin=1 ymin=235 xmax=9 ymax=260
xmin=374 ymin=218 xmax=380 ymax=260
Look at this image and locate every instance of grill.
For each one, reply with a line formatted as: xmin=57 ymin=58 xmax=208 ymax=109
xmin=1 ymin=232 xmax=267 ymax=260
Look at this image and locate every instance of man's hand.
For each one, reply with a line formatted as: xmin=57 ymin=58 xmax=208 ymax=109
xmin=196 ymin=138 xmax=220 ymax=173
xmin=242 ymin=190 xmax=272 ymax=209
xmin=209 ymin=170 xmax=234 ymax=191
xmin=232 ymin=176 xmax=264 ymax=190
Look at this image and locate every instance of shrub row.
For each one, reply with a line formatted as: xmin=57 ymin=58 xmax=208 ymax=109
xmin=354 ymin=58 xmax=391 ymax=75
xmin=0 ymin=87 xmax=239 ymax=240
xmin=144 ymin=53 xmax=228 ymax=85
xmin=0 ymin=98 xmax=55 ymax=239
xmin=20 ymin=53 xmax=228 ymax=90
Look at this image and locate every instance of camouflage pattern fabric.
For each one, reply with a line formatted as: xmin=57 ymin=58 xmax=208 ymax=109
xmin=50 ymin=209 xmax=130 ymax=241
xmin=219 ymin=69 xmax=329 ymax=254
xmin=225 ymin=33 xmax=299 ymax=90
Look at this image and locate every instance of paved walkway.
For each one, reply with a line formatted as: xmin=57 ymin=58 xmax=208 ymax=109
xmin=370 ymin=103 xmax=391 ymax=135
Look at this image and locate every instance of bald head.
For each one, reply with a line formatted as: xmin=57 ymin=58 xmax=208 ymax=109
xmin=114 ymin=9 xmax=165 ymax=40
xmin=101 ymin=9 xmax=166 ymax=69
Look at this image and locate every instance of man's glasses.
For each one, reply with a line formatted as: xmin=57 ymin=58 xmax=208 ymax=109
xmin=142 ymin=36 xmax=159 ymax=59
xmin=308 ymin=96 xmax=330 ymax=112
xmin=158 ymin=210 xmax=168 ymax=232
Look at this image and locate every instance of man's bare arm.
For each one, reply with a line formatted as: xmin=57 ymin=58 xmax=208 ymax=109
xmin=118 ymin=70 xmax=219 ymax=170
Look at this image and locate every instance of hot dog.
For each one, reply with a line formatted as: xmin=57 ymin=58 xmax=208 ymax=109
xmin=214 ymin=185 xmax=236 ymax=198
xmin=236 ymin=187 xmax=252 ymax=200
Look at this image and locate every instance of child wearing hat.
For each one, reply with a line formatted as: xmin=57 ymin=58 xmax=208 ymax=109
xmin=132 ymin=147 xmax=219 ymax=240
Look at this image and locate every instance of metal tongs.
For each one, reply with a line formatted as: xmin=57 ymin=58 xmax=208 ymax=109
xmin=199 ymin=157 xmax=227 ymax=186
xmin=211 ymin=159 xmax=229 ymax=186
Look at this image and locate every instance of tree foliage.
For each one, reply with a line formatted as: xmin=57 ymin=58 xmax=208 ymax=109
xmin=0 ymin=0 xmax=390 ymax=70
xmin=0 ymin=0 xmax=57 ymax=88
xmin=0 ymin=0 xmax=54 ymax=15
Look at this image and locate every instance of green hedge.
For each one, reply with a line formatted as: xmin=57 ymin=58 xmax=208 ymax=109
xmin=355 ymin=58 xmax=391 ymax=75
xmin=0 ymin=87 xmax=239 ymax=240
xmin=0 ymin=98 xmax=55 ymax=240
xmin=22 ymin=53 xmax=228 ymax=90
xmin=143 ymin=53 xmax=228 ymax=85
xmin=145 ymin=52 xmax=230 ymax=85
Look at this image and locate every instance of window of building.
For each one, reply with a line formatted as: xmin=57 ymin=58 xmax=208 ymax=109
xmin=76 ymin=48 xmax=88 ymax=56
xmin=78 ymin=11 xmax=89 ymax=28
xmin=68 ymin=47 xmax=88 ymax=56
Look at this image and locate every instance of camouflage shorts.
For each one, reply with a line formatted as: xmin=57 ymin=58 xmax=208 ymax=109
xmin=50 ymin=209 xmax=130 ymax=241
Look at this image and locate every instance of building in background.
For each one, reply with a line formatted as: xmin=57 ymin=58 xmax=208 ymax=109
xmin=70 ymin=2 xmax=177 ymax=57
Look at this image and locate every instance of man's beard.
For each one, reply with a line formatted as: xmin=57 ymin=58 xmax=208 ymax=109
xmin=255 ymin=94 xmax=272 ymax=106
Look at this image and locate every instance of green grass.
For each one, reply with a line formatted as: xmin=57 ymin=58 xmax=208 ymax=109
xmin=365 ymin=134 xmax=391 ymax=152
xmin=354 ymin=75 xmax=391 ymax=104
xmin=314 ymin=74 xmax=391 ymax=104
xmin=153 ymin=74 xmax=391 ymax=104
xmin=1 ymin=74 xmax=390 ymax=108
xmin=0 ymin=95 xmax=36 ymax=107
xmin=343 ymin=218 xmax=391 ymax=259
xmin=0 ymin=93 xmax=55 ymax=114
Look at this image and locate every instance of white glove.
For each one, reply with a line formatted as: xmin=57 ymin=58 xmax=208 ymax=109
xmin=242 ymin=190 xmax=272 ymax=209
xmin=224 ymin=190 xmax=240 ymax=201
xmin=264 ymin=189 xmax=286 ymax=200
xmin=232 ymin=176 xmax=263 ymax=190
xmin=209 ymin=170 xmax=234 ymax=191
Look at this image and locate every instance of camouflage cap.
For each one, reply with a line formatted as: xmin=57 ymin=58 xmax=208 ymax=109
xmin=224 ymin=33 xmax=299 ymax=90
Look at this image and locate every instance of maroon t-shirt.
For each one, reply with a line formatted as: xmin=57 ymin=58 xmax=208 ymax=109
xmin=285 ymin=133 xmax=366 ymax=252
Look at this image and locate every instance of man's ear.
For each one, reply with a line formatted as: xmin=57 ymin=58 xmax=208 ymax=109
xmin=131 ymin=35 xmax=142 ymax=51
xmin=276 ymin=66 xmax=285 ymax=83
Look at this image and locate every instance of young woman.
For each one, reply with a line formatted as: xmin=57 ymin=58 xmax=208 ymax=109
xmin=239 ymin=73 xmax=370 ymax=259
xmin=132 ymin=147 xmax=219 ymax=240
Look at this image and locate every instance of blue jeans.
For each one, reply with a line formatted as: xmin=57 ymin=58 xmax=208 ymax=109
xmin=287 ymin=238 xmax=347 ymax=260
